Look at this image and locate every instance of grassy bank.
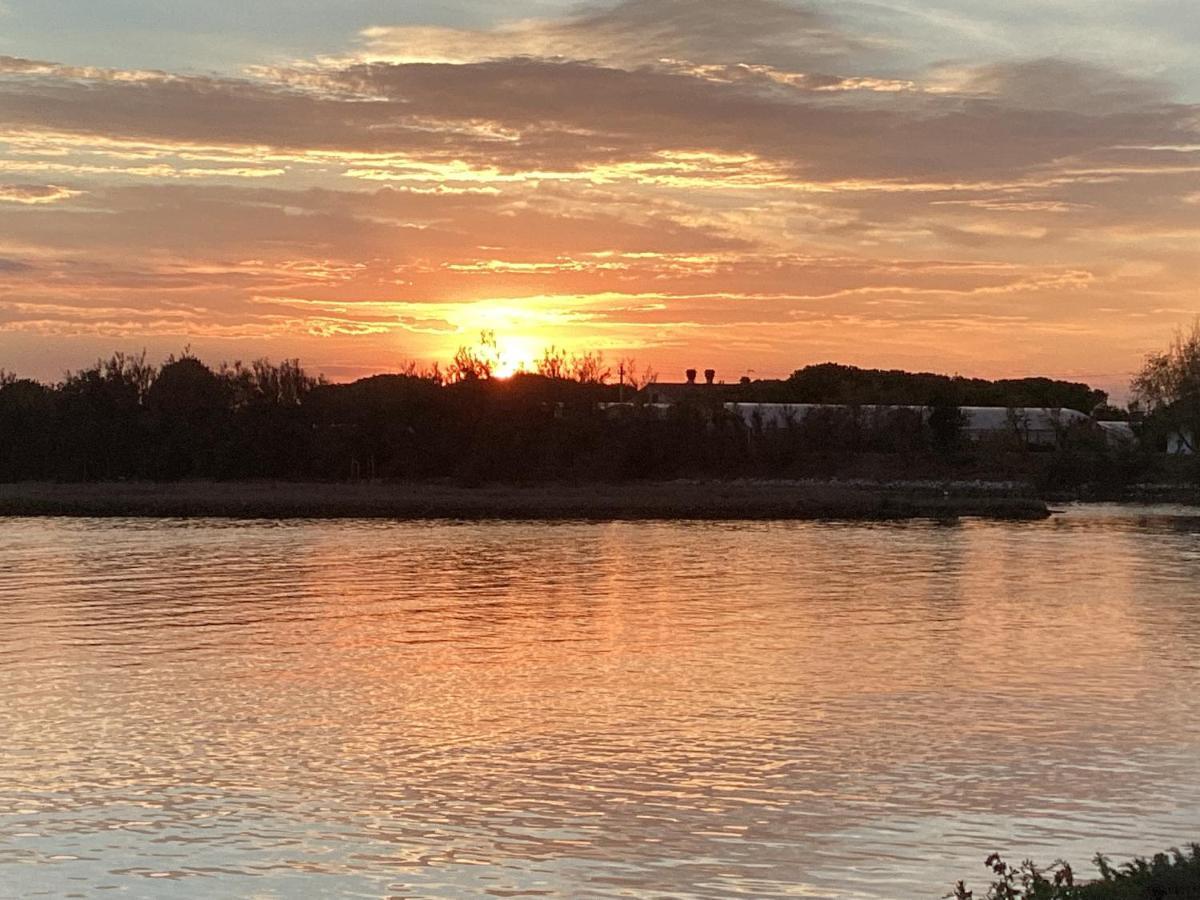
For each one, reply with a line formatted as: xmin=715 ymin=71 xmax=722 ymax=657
xmin=0 ymin=480 xmax=1049 ymax=521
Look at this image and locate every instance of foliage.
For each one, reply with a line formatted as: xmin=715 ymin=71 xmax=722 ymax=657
xmin=0 ymin=345 xmax=1173 ymax=490
xmin=447 ymin=330 xmax=499 ymax=382
xmin=775 ymin=362 xmax=1106 ymax=412
xmin=536 ymin=345 xmax=569 ymax=379
xmin=951 ymin=846 xmax=1200 ymax=900
xmin=951 ymin=853 xmax=1076 ymax=900
xmin=928 ymin=398 xmax=968 ymax=456
xmin=222 ymin=357 xmax=320 ymax=408
xmin=533 ymin=346 xmax=614 ymax=384
xmin=568 ymin=350 xmax=612 ymax=384
xmin=1132 ymin=319 xmax=1200 ymax=455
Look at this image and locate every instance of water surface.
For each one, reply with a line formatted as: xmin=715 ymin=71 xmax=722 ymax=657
xmin=1 ymin=506 xmax=1199 ymax=898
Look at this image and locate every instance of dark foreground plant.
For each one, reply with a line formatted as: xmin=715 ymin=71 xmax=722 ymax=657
xmin=950 ymin=845 xmax=1200 ymax=899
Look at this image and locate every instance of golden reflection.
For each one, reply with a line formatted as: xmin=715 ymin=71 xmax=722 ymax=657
xmin=3 ymin=513 xmax=1200 ymax=896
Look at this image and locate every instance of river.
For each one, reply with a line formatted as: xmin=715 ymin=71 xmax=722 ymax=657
xmin=1 ymin=505 xmax=1198 ymax=898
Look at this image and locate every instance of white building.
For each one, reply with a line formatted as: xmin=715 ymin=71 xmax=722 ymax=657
xmin=956 ymin=406 xmax=1092 ymax=446
xmin=1097 ymin=420 xmax=1137 ymax=448
xmin=1168 ymin=429 xmax=1195 ymax=455
xmin=722 ymin=403 xmax=1094 ymax=447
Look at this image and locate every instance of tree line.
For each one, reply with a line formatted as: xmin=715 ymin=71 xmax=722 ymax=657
xmin=0 ymin=335 xmax=1191 ymax=488
xmin=0 ymin=348 xmax=653 ymax=482
xmin=778 ymin=362 xmax=1109 ymax=413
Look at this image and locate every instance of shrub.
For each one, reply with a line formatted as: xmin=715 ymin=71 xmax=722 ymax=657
xmin=950 ymin=846 xmax=1200 ymax=899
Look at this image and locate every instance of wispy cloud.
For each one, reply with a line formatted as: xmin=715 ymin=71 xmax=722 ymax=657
xmin=359 ymin=0 xmax=864 ymax=70
xmin=0 ymin=183 xmax=84 ymax=204
xmin=0 ymin=0 xmax=1197 ymax=394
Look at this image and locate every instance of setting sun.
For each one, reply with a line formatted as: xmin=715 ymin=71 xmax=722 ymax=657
xmin=491 ymin=334 xmax=541 ymax=378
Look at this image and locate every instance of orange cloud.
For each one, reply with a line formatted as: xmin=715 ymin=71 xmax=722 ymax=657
xmin=0 ymin=1 xmax=1197 ymax=398
xmin=0 ymin=182 xmax=83 ymax=204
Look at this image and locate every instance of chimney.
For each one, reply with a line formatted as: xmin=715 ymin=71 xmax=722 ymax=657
xmin=685 ymin=368 xmax=697 ymax=384
xmin=704 ymin=369 xmax=716 ymax=385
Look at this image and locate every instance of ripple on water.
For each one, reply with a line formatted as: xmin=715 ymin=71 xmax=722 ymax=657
xmin=0 ymin=509 xmax=1199 ymax=898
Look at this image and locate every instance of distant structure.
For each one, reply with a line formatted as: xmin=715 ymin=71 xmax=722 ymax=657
xmin=1167 ymin=428 xmax=1195 ymax=455
xmin=1098 ymin=420 xmax=1137 ymax=448
xmin=639 ymin=369 xmax=720 ymax=405
xmin=626 ymin=376 xmax=1134 ymax=449
xmin=723 ymin=403 xmax=1093 ymax=448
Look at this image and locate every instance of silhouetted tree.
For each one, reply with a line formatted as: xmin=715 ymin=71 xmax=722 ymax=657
xmin=569 ymin=350 xmax=611 ymax=384
xmin=0 ymin=347 xmax=1162 ymax=490
xmin=447 ymin=331 xmax=499 ymax=382
xmin=782 ymin=362 xmax=1105 ymax=411
xmin=145 ymin=355 xmax=231 ymax=479
xmin=1133 ymin=319 xmax=1200 ymax=455
xmin=536 ymin=346 xmax=569 ymax=379
xmin=56 ymin=353 xmax=153 ymax=479
xmin=0 ymin=379 xmax=55 ymax=480
xmin=928 ymin=398 xmax=967 ymax=457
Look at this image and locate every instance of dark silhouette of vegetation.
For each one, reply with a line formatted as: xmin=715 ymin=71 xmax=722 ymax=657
xmin=0 ymin=345 xmax=654 ymax=483
xmin=928 ymin=395 xmax=969 ymax=458
xmin=0 ymin=341 xmax=1184 ymax=494
xmin=732 ymin=362 xmax=1108 ymax=412
xmin=951 ymin=846 xmax=1200 ymax=899
xmin=1133 ymin=319 xmax=1200 ymax=466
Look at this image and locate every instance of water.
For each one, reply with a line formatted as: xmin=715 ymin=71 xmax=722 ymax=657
xmin=1 ymin=505 xmax=1198 ymax=899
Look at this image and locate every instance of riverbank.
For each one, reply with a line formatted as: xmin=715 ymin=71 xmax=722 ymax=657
xmin=0 ymin=480 xmax=1049 ymax=521
xmin=1047 ymin=482 xmax=1200 ymax=505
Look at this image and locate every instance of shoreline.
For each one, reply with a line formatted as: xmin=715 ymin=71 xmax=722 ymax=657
xmin=0 ymin=480 xmax=1050 ymax=522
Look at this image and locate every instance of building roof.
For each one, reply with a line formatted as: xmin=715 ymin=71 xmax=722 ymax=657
xmin=637 ymin=382 xmax=716 ymax=404
xmin=1097 ymin=420 xmax=1136 ymax=443
xmin=721 ymin=402 xmax=1093 ymax=432
xmin=957 ymin=406 xmax=1090 ymax=431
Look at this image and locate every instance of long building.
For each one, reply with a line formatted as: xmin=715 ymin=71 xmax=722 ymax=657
xmin=621 ymin=370 xmax=1126 ymax=448
xmin=722 ymin=403 xmax=1093 ymax=447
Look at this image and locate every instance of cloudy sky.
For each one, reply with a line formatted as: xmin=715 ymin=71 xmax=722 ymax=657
xmin=1 ymin=0 xmax=1197 ymax=393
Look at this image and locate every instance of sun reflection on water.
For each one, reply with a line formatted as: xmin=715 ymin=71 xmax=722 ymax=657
xmin=0 ymin=509 xmax=1198 ymax=898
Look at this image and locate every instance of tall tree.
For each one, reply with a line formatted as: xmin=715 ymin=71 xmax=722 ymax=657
xmin=1132 ymin=319 xmax=1200 ymax=453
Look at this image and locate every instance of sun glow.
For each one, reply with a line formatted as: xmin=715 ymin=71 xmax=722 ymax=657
xmin=491 ymin=334 xmax=542 ymax=378
xmin=442 ymin=303 xmax=571 ymax=379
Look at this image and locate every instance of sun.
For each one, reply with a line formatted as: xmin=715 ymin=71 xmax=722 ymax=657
xmin=493 ymin=358 xmax=521 ymax=379
xmin=491 ymin=335 xmax=541 ymax=379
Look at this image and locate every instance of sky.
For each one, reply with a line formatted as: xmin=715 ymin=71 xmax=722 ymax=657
xmin=1 ymin=0 xmax=1198 ymax=396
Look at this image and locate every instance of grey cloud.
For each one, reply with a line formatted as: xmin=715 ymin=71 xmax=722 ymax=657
xmin=951 ymin=58 xmax=1171 ymax=113
xmin=362 ymin=0 xmax=868 ymax=71
xmin=329 ymin=57 xmax=1197 ymax=179
xmin=543 ymin=0 xmax=863 ymax=69
xmin=858 ymin=0 xmax=1200 ymax=102
xmin=2 ymin=48 xmax=1195 ymax=188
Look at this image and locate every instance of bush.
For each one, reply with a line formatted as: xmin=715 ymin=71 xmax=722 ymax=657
xmin=951 ymin=846 xmax=1200 ymax=899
